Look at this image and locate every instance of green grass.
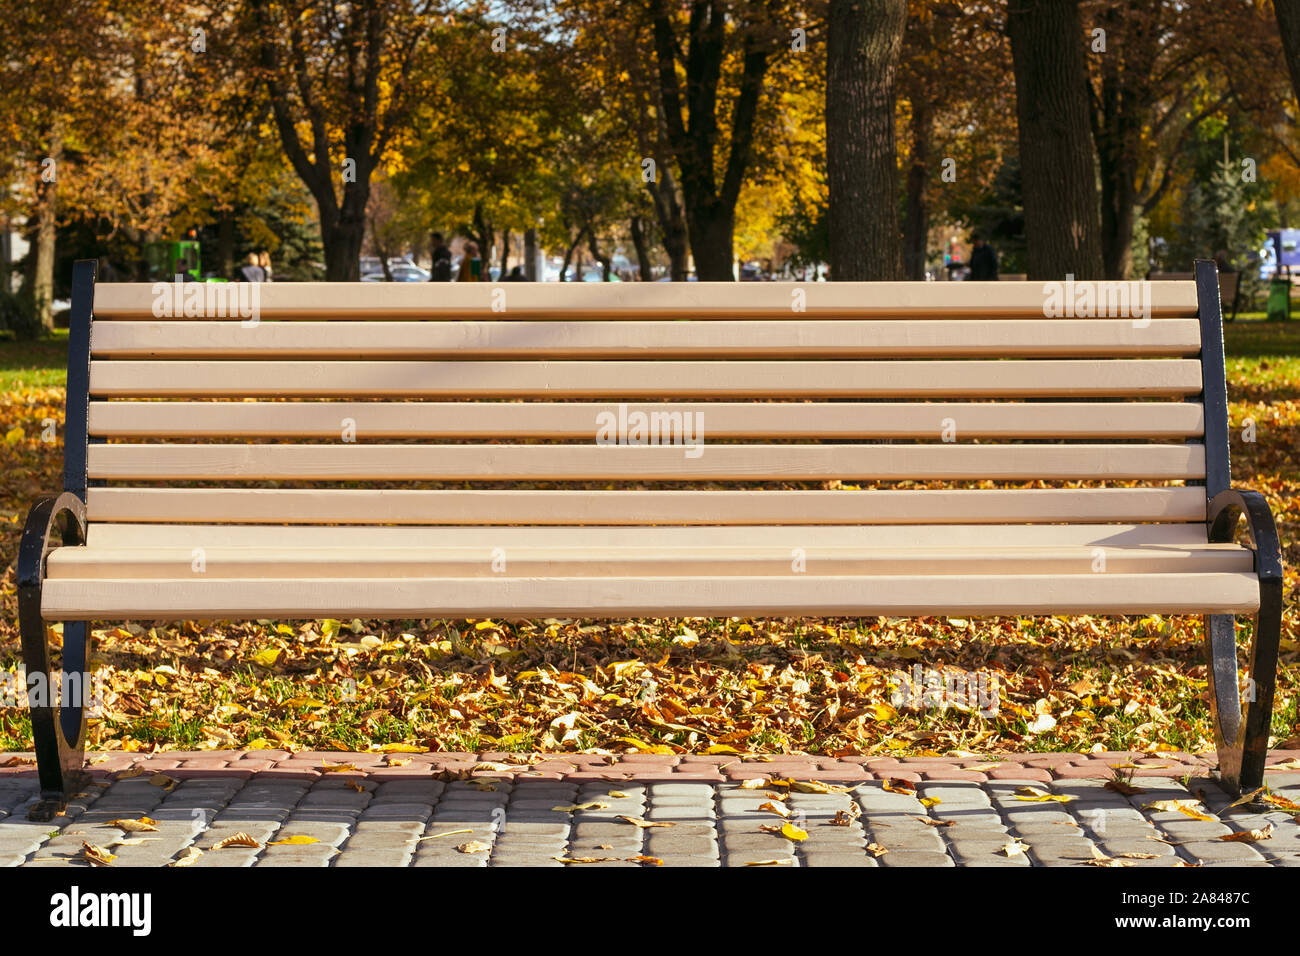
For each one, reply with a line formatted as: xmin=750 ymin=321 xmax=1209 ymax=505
xmin=0 ymin=331 xmax=68 ymax=390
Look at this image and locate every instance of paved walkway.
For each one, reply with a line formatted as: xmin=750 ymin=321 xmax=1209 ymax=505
xmin=3 ymin=751 xmax=1299 ymax=867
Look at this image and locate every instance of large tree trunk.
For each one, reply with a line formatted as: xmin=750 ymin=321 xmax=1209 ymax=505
xmin=630 ymin=215 xmax=655 ymax=280
xmin=499 ymin=227 xmax=511 ymax=277
xmin=1007 ymin=0 xmax=1104 ymax=280
xmin=524 ymin=227 xmax=538 ymax=280
xmin=647 ymin=172 xmax=689 ymax=281
xmin=216 ymin=208 xmax=235 ymax=279
xmin=687 ymin=206 xmax=735 ymax=280
xmin=1277 ymin=0 xmax=1300 ymax=108
xmin=32 ymin=129 xmax=62 ymax=331
xmin=826 ymin=0 xmax=907 ymax=281
xmin=902 ymin=92 xmax=931 ymax=281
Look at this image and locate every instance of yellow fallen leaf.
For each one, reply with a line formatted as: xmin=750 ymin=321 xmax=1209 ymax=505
xmin=1143 ymin=799 xmax=1215 ymax=822
xmin=881 ymin=778 xmax=916 ymax=794
xmin=1224 ymin=787 xmax=1266 ymax=811
xmin=705 ymin=744 xmax=741 ymax=755
xmin=81 ymin=842 xmax=115 ymax=867
xmin=319 ymin=762 xmax=360 ymax=773
xmin=780 ymin=822 xmax=808 ymax=842
xmin=554 ymin=855 xmax=617 ymax=864
xmin=252 ymin=647 xmax=281 ymax=667
xmin=1000 ymin=841 xmax=1029 ymax=857
xmin=458 ymin=841 xmax=492 ymax=853
xmin=1015 ymin=786 xmax=1073 ymax=803
xmin=745 ymin=858 xmax=792 ymax=866
xmin=106 ymin=817 xmax=158 ymax=832
xmin=866 ymin=843 xmax=888 ymax=857
xmin=616 ymin=815 xmax=674 ymax=829
xmin=739 ymin=778 xmax=768 ymax=789
xmin=149 ymin=774 xmax=179 ymax=791
xmin=1268 ymin=757 xmax=1300 ymax=771
xmin=789 ymin=780 xmax=853 ymax=794
xmin=627 ymin=855 xmax=663 ymax=866
xmin=552 ymin=802 xmax=610 ymax=812
xmin=758 ymin=801 xmax=791 ymax=818
xmin=213 ymin=832 xmax=261 ymax=849
xmin=614 ymin=736 xmax=674 ymax=755
xmin=268 ymin=835 xmax=320 ymax=846
xmin=608 ymin=791 xmax=629 ymax=799
xmin=919 ymin=796 xmax=941 ymax=808
xmin=375 ymin=743 xmax=426 ymax=753
xmin=169 ymin=847 xmax=202 ymax=867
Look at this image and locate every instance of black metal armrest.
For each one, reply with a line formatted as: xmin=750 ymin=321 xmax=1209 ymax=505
xmin=1206 ymin=489 xmax=1283 ymax=584
xmin=17 ymin=493 xmax=87 ymax=596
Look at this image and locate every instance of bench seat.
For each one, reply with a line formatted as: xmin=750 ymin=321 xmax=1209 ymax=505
xmin=42 ymin=523 xmax=1258 ymax=619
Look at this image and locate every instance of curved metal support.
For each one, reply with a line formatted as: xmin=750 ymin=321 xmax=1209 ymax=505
xmin=17 ymin=493 xmax=91 ymax=821
xmin=1204 ymin=489 xmax=1283 ymax=793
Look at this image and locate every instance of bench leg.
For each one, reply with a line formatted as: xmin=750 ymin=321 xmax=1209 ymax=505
xmin=17 ymin=593 xmax=91 ymax=821
xmin=1204 ymin=605 xmax=1281 ymax=795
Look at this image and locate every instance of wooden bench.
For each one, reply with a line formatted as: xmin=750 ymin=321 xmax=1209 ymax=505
xmin=18 ymin=258 xmax=1281 ymax=819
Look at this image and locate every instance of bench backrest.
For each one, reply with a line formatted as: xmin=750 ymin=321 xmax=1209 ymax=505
xmin=66 ymin=262 xmax=1227 ymax=537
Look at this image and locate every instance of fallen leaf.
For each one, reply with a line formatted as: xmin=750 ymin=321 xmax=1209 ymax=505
xmin=553 ymin=801 xmax=610 ymax=812
xmin=81 ymin=842 xmax=115 ymax=867
xmin=919 ymin=796 xmax=941 ymax=808
xmin=739 ymin=778 xmax=768 ymax=790
xmin=1000 ymin=841 xmax=1029 ymax=857
xmin=916 ymin=816 xmax=955 ymax=827
xmin=866 ymin=843 xmax=888 ymax=857
xmin=554 ymin=855 xmax=616 ymax=864
xmin=744 ymin=858 xmax=792 ymax=866
xmin=627 ymin=855 xmax=664 ymax=866
xmin=1104 ymin=779 xmax=1145 ymax=796
xmin=213 ymin=832 xmax=261 ymax=849
xmin=616 ymin=815 xmax=674 ymax=829
xmin=318 ymin=762 xmax=360 ymax=773
xmin=1014 ymin=786 xmax=1073 ymax=803
xmin=758 ymin=801 xmax=791 ymax=818
xmin=268 ymin=835 xmax=319 ymax=846
xmin=1144 ymin=799 xmax=1216 ymax=822
xmin=780 ymin=822 xmax=808 ymax=841
xmin=457 ymin=840 xmax=492 ymax=854
xmin=169 ymin=847 xmax=202 ymax=867
xmin=106 ymin=817 xmax=158 ymax=833
xmin=149 ymin=774 xmax=179 ymax=791
xmin=1221 ymin=823 xmax=1273 ymax=843
xmin=882 ymin=778 xmax=916 ymax=794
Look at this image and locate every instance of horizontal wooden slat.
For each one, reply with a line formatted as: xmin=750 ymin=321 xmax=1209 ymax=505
xmin=84 ymin=487 xmax=1208 ymax=526
xmin=46 ymin=544 xmax=1252 ymax=579
xmin=87 ymin=359 xmax=1204 ymax=398
xmin=88 ymin=319 xmax=1203 ymax=358
xmin=83 ymin=522 xmax=1211 ymax=550
xmin=92 ymin=280 xmax=1201 ymax=320
xmin=41 ymin=572 xmax=1259 ymax=620
xmin=85 ymin=443 xmax=1204 ymax=481
xmin=87 ymin=401 xmax=1206 ymax=440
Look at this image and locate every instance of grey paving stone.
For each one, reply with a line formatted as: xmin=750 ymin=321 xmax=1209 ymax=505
xmin=798 ymin=851 xmax=879 ymax=867
xmin=333 ymin=850 xmax=416 ymax=867
xmin=412 ymin=854 xmax=488 ymax=867
xmin=878 ymin=850 xmax=954 ymax=867
xmin=1177 ymin=841 xmax=1266 ymax=864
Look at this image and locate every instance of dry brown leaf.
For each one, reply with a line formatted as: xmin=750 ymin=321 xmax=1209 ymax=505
xmin=616 ymin=815 xmax=674 ymax=829
xmin=81 ymin=842 xmax=116 ymax=867
xmin=626 ymin=855 xmax=664 ymax=866
xmin=553 ymin=801 xmax=610 ymax=812
xmin=106 ymin=817 xmax=158 ymax=833
xmin=169 ymin=846 xmax=203 ymax=867
xmin=881 ymin=778 xmax=916 ymax=794
xmin=758 ymin=801 xmax=791 ymax=818
xmin=916 ymin=816 xmax=956 ymax=827
xmin=457 ymin=840 xmax=492 ymax=854
xmin=213 ymin=832 xmax=261 ymax=849
xmin=149 ymin=773 xmax=179 ymax=791
xmin=744 ymin=858 xmax=792 ymax=866
xmin=1220 ymin=823 xmax=1273 ymax=843
xmin=1104 ymin=779 xmax=1146 ymax=796
xmin=866 ymin=843 xmax=889 ymax=857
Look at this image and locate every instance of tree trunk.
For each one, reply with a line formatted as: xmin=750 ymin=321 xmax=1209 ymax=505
xmin=647 ymin=173 xmax=689 ymax=281
xmin=1007 ymin=0 xmax=1104 ymax=280
xmin=902 ymin=92 xmax=931 ymax=281
xmin=630 ymin=215 xmax=655 ymax=280
xmin=32 ymin=130 xmax=62 ymax=332
xmin=560 ymin=228 xmax=582 ymax=281
xmin=687 ymin=207 xmax=735 ymax=281
xmin=826 ymin=0 xmax=907 ymax=281
xmin=524 ymin=228 xmax=538 ymax=280
xmin=499 ymin=227 xmax=511 ymax=277
xmin=216 ymin=209 xmax=235 ymax=279
xmin=588 ymin=229 xmax=613 ymax=281
xmin=1277 ymin=0 xmax=1300 ymax=108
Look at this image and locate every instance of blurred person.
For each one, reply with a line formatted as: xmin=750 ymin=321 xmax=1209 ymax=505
xmin=458 ymin=241 xmax=482 ymax=282
xmin=258 ymin=251 xmax=273 ymax=282
xmin=239 ymin=252 xmax=266 ymax=282
xmin=969 ymin=234 xmax=999 ymax=281
xmin=429 ymin=232 xmax=452 ymax=281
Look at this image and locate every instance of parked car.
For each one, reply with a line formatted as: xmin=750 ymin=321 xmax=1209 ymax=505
xmin=362 ymin=263 xmax=431 ymax=282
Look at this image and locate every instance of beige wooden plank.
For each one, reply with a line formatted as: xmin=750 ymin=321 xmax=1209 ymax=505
xmin=92 ymin=280 xmax=1200 ymax=320
xmin=85 ymin=443 xmax=1204 ymax=482
xmin=87 ymin=401 xmax=1206 ymax=439
xmin=87 ymin=359 xmax=1204 ymax=398
xmin=45 ymin=543 xmax=1253 ymax=580
xmin=84 ymin=486 xmax=1208 ymax=526
xmin=88 ymin=319 xmax=1203 ymax=358
xmin=41 ymin=572 xmax=1259 ymax=620
xmin=83 ymin=522 xmax=1211 ymax=550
